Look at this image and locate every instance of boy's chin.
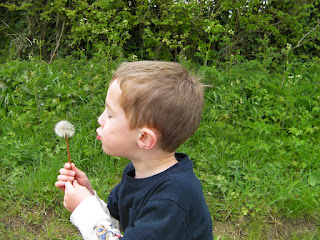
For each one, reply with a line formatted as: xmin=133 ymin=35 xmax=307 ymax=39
xmin=102 ymin=148 xmax=120 ymax=158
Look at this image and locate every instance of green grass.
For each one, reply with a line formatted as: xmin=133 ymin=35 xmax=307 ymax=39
xmin=0 ymin=57 xmax=319 ymax=239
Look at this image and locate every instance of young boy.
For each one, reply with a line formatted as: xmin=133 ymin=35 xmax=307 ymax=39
xmin=55 ymin=61 xmax=214 ymax=240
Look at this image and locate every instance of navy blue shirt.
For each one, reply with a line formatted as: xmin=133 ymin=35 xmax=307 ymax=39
xmin=107 ymin=153 xmax=214 ymax=239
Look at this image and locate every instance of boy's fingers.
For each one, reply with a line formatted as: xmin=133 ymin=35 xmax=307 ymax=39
xmin=55 ymin=181 xmax=65 ymax=189
xmin=57 ymin=174 xmax=74 ymax=182
xmin=59 ymin=168 xmax=75 ymax=177
xmin=64 ymin=162 xmax=72 ymax=169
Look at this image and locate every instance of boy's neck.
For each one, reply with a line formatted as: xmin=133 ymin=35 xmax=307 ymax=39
xmin=131 ymin=152 xmax=178 ymax=179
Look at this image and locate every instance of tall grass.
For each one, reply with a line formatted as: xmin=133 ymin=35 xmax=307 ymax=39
xmin=0 ymin=57 xmax=319 ymax=238
xmin=185 ymin=60 xmax=320 ymax=220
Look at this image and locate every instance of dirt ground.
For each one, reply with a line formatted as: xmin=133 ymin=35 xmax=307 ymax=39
xmin=213 ymin=217 xmax=319 ymax=239
xmin=1 ymin=207 xmax=319 ymax=239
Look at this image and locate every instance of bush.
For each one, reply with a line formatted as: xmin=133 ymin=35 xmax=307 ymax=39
xmin=1 ymin=0 xmax=319 ymax=63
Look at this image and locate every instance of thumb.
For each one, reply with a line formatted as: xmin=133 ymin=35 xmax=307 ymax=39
xmin=73 ymin=180 xmax=82 ymax=188
xmin=64 ymin=162 xmax=72 ymax=170
xmin=71 ymin=163 xmax=85 ymax=176
xmin=65 ymin=181 xmax=73 ymax=192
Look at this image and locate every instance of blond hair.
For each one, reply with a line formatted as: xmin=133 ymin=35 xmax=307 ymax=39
xmin=111 ymin=61 xmax=204 ymax=152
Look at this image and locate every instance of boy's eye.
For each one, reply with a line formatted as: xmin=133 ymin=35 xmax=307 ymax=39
xmin=108 ymin=115 xmax=112 ymax=118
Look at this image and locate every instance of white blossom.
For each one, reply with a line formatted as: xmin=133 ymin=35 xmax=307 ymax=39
xmin=55 ymin=120 xmax=75 ymax=138
xmin=286 ymin=43 xmax=292 ymax=51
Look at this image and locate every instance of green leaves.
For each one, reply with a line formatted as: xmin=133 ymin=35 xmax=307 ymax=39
xmin=2 ymin=0 xmax=319 ymax=63
xmin=308 ymin=170 xmax=320 ymax=187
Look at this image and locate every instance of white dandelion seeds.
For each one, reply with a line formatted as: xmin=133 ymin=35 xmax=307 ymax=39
xmin=55 ymin=120 xmax=75 ymax=164
xmin=55 ymin=120 xmax=75 ymax=138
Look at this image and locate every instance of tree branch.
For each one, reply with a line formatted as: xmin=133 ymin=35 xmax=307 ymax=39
xmin=293 ymin=19 xmax=320 ymax=50
xmin=49 ymin=20 xmax=65 ymax=63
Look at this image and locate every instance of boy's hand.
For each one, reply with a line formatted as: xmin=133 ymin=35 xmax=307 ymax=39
xmin=63 ymin=180 xmax=93 ymax=212
xmin=55 ymin=163 xmax=95 ymax=195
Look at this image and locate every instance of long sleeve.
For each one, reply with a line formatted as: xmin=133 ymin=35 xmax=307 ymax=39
xmin=70 ymin=193 xmax=122 ymax=240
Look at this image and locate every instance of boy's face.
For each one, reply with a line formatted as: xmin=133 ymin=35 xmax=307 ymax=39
xmin=96 ymin=80 xmax=139 ymax=158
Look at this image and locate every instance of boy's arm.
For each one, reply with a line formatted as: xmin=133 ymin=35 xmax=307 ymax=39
xmin=71 ymin=196 xmax=213 ymax=240
xmin=70 ymin=193 xmax=122 ymax=240
xmin=94 ymin=192 xmax=122 ymax=231
xmin=71 ymin=196 xmax=187 ymax=240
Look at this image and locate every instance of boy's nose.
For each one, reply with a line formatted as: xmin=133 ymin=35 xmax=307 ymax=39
xmin=97 ymin=114 xmax=104 ymax=126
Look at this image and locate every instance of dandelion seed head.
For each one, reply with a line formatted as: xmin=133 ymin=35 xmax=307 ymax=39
xmin=55 ymin=120 xmax=75 ymax=138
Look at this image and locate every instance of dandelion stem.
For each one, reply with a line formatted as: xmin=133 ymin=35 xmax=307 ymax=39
xmin=65 ymin=135 xmax=71 ymax=164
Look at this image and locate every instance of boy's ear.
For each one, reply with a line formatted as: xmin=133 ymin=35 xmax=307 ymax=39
xmin=137 ymin=127 xmax=158 ymax=150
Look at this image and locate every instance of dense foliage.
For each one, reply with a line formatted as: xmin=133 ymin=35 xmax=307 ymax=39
xmin=1 ymin=0 xmax=319 ymax=63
